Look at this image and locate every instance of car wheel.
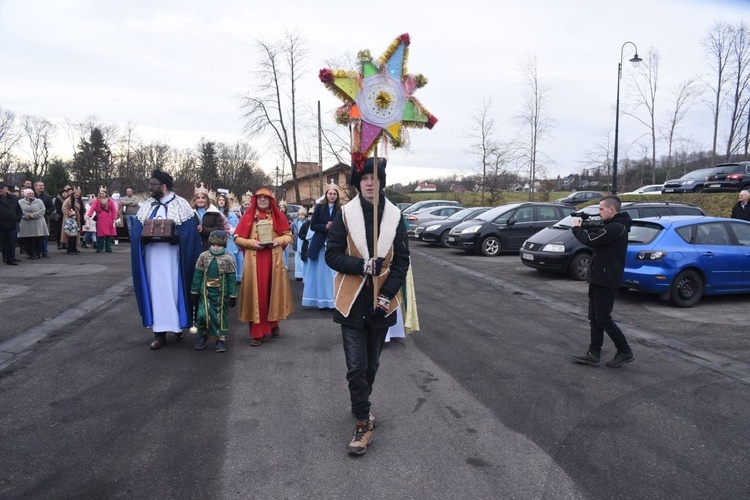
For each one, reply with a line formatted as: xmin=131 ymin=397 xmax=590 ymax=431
xmin=481 ymin=236 xmax=501 ymax=256
xmin=693 ymin=186 xmax=703 ymax=193
xmin=669 ymin=269 xmax=704 ymax=308
xmin=435 ymin=231 xmax=449 ymax=248
xmin=568 ymin=253 xmax=591 ymax=281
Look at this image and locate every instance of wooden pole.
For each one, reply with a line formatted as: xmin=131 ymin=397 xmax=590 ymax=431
xmin=372 ymin=145 xmax=379 ymax=308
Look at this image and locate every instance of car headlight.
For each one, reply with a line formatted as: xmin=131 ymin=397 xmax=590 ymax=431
xmin=542 ymin=243 xmax=565 ymax=252
xmin=636 ymin=250 xmax=668 ymax=261
xmin=425 ymin=224 xmax=441 ymax=232
xmin=461 ymin=225 xmax=482 ymax=234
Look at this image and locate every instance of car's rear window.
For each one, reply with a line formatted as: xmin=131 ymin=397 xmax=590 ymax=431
xmin=671 ymin=206 xmax=705 ymax=216
xmin=628 ymin=222 xmax=663 ymax=244
xmin=712 ymin=165 xmax=738 ymax=174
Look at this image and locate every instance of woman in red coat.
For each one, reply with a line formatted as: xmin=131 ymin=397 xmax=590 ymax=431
xmin=87 ymin=188 xmax=118 ymax=253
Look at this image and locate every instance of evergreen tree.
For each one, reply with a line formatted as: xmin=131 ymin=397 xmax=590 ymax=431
xmin=72 ymin=128 xmax=112 ymax=195
xmin=44 ymin=159 xmax=71 ymax=194
xmin=198 ymin=140 xmax=218 ymax=188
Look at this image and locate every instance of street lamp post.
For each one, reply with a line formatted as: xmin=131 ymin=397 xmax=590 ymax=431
xmin=612 ymin=41 xmax=642 ymax=195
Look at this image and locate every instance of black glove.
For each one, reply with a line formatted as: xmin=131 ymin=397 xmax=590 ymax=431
xmin=363 ymin=257 xmax=385 ymax=276
xmin=190 ymin=293 xmax=199 ymax=308
xmin=229 ymin=297 xmax=237 ymax=308
xmin=370 ymin=294 xmax=391 ymax=319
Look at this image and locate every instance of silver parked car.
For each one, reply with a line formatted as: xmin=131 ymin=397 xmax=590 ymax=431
xmin=405 ymin=205 xmax=464 ymax=237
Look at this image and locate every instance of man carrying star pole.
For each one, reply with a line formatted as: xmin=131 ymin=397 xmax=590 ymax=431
xmin=325 ymin=157 xmax=410 ymax=456
xmin=130 ymin=170 xmax=202 ymax=349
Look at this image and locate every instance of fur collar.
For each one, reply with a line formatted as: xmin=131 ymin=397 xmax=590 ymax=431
xmin=341 ymin=195 xmax=401 ymax=259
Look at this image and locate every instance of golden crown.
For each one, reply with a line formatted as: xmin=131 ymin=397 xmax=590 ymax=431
xmin=195 ymin=182 xmax=209 ymax=196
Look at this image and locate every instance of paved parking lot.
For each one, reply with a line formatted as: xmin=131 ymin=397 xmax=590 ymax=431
xmin=411 ymin=241 xmax=750 ymax=369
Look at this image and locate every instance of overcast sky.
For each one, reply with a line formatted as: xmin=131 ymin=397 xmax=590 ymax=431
xmin=1 ymin=0 xmax=748 ymax=186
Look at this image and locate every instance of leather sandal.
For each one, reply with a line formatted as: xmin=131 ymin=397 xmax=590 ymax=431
xmin=271 ymin=326 xmax=281 ymax=338
xmin=249 ymin=337 xmax=263 ymax=347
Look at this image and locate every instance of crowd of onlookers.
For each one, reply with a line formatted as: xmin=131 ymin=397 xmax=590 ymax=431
xmin=0 ymin=180 xmax=315 ymax=268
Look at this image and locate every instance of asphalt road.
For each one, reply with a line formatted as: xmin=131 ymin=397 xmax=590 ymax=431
xmin=0 ymin=242 xmax=748 ymax=499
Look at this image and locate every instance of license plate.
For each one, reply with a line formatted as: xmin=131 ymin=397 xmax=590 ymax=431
xmin=663 ymin=188 xmax=674 ymax=192
xmin=522 ymin=252 xmax=534 ymax=261
xmin=708 ymin=184 xmax=720 ymax=188
xmin=447 ymin=236 xmax=457 ymax=243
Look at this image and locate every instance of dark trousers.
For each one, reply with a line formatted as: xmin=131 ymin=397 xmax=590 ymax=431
xmin=96 ymin=236 xmax=113 ymax=252
xmin=587 ymin=284 xmax=630 ymax=354
xmin=341 ymin=323 xmax=388 ymax=421
xmin=26 ymin=237 xmax=43 ymax=258
xmin=0 ymin=227 xmax=17 ymax=263
xmin=66 ymin=237 xmax=78 ymax=254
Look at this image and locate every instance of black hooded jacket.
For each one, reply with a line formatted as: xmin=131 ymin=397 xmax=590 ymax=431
xmin=572 ymin=211 xmax=632 ymax=289
xmin=326 ymin=194 xmax=410 ymax=329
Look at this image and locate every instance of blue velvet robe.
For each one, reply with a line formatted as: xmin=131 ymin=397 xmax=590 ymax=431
xmin=131 ymin=216 xmax=202 ymax=328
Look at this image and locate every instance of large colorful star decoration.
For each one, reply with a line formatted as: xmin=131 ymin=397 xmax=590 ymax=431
xmin=319 ymin=33 xmax=437 ymax=170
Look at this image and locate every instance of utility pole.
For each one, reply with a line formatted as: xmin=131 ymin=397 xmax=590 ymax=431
xmin=274 ymin=165 xmax=280 ymax=200
xmin=318 ymin=100 xmax=324 ymax=197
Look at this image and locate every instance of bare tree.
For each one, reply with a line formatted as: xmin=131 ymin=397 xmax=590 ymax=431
xmin=20 ymin=115 xmax=55 ymax=179
xmin=0 ymin=107 xmax=22 ymax=178
xmin=627 ymin=47 xmax=660 ymax=184
xmin=484 ymin=141 xmax=517 ymax=205
xmin=724 ymin=21 xmax=750 ymax=159
xmin=703 ymin=20 xmax=734 ymax=165
xmin=465 ymin=98 xmax=497 ymax=204
xmin=581 ymin=126 xmax=614 ymax=191
xmin=515 ymin=54 xmax=553 ymax=201
xmin=216 ymin=140 xmax=261 ymax=193
xmin=661 ymin=77 xmax=703 ymax=179
xmin=241 ymin=30 xmax=308 ymax=202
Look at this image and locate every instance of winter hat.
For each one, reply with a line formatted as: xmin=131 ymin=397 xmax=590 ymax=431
xmin=208 ymin=230 xmax=228 ymax=247
xmin=350 ymin=157 xmax=387 ymax=192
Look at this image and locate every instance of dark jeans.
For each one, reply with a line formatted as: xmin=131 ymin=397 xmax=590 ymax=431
xmin=341 ymin=323 xmax=388 ymax=421
xmin=0 ymin=227 xmax=17 ymax=263
xmin=587 ymin=284 xmax=630 ymax=354
xmin=124 ymin=214 xmax=137 ymax=239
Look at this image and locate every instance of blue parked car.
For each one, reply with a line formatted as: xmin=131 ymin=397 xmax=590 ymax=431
xmin=621 ymin=216 xmax=750 ymax=307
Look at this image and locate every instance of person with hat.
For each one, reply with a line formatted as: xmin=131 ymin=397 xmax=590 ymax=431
xmin=86 ymin=188 xmax=118 ymax=253
xmin=325 ymin=157 xmax=410 ymax=456
xmin=191 ymin=183 xmax=231 ymax=252
xmin=18 ymin=188 xmax=49 ymax=260
xmin=190 ymin=230 xmax=237 ymax=353
xmin=290 ymin=207 xmax=309 ymax=281
xmin=233 ymin=187 xmax=294 ymax=347
xmin=130 ymin=169 xmax=202 ymax=350
xmin=302 ymin=184 xmax=341 ymax=309
xmin=225 ymin=203 xmax=245 ymax=283
xmin=0 ymin=182 xmax=22 ymax=265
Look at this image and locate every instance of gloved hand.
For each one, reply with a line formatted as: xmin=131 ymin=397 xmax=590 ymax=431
xmin=190 ymin=293 xmax=199 ymax=308
xmin=370 ymin=294 xmax=390 ymax=319
xmin=363 ymin=257 xmax=385 ymax=276
xmin=229 ymin=297 xmax=237 ymax=308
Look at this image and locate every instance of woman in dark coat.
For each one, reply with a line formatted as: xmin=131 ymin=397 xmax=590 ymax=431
xmin=301 ymin=185 xmax=340 ymax=309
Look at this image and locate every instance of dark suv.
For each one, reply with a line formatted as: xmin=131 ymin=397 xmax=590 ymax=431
xmin=703 ymin=162 xmax=750 ymax=192
xmin=520 ymin=201 xmax=707 ymax=280
xmin=553 ymin=191 xmax=603 ymax=207
xmin=446 ymin=202 xmax=574 ymax=256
